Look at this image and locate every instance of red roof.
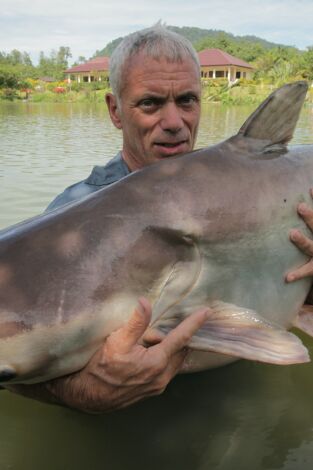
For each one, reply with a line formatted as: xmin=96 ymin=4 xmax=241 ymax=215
xmin=65 ymin=57 xmax=109 ymax=73
xmin=198 ymin=49 xmax=253 ymax=69
xmin=65 ymin=49 xmax=252 ymax=74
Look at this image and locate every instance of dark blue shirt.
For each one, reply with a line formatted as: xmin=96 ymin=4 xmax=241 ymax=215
xmin=46 ymin=152 xmax=130 ymax=211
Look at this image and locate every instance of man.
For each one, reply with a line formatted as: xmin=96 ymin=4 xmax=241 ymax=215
xmin=7 ymin=25 xmax=313 ymax=413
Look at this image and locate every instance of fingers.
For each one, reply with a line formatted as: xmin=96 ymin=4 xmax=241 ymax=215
xmin=159 ymin=307 xmax=210 ymax=357
xmin=142 ymin=327 xmax=166 ymax=346
xmin=289 ymin=229 xmax=313 ymax=257
xmin=298 ymin=196 xmax=313 ymax=231
xmin=291 ymin=195 xmax=313 ymax=257
xmin=286 ymin=260 xmax=313 ymax=282
xmin=111 ymin=297 xmax=152 ymax=353
xmin=287 ymin=192 xmax=313 ymax=283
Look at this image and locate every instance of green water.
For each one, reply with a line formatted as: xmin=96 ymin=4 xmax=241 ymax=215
xmin=0 ymin=101 xmax=313 ymax=470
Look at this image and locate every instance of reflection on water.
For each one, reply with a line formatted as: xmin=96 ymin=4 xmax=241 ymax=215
xmin=0 ymin=101 xmax=313 ymax=470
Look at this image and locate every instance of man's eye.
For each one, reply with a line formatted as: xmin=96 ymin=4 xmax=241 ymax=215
xmin=179 ymin=95 xmax=197 ymax=106
xmin=140 ymin=99 xmax=158 ymax=109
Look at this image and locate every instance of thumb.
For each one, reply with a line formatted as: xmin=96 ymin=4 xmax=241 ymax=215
xmin=112 ymin=297 xmax=152 ymax=353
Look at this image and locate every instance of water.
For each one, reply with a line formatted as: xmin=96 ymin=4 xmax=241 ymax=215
xmin=0 ymin=101 xmax=313 ymax=470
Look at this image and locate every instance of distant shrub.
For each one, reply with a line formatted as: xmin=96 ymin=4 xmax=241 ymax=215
xmin=69 ymin=81 xmax=84 ymax=92
xmin=0 ymin=88 xmax=18 ymax=100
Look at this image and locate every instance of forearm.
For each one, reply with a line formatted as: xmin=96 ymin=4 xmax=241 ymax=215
xmin=3 ymin=300 xmax=209 ymax=414
xmin=5 ymin=373 xmax=99 ymax=414
xmin=5 ymin=380 xmax=66 ymax=408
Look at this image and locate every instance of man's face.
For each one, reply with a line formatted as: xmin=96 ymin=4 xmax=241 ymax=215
xmin=106 ymin=52 xmax=201 ymax=171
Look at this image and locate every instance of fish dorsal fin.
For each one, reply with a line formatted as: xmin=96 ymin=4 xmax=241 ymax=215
xmin=238 ymin=81 xmax=308 ymax=148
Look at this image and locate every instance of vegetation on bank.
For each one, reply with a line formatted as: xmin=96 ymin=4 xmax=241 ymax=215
xmin=0 ymin=79 xmax=111 ymax=103
xmin=1 ymin=28 xmax=313 ymax=105
xmin=1 ymin=77 xmax=312 ymax=106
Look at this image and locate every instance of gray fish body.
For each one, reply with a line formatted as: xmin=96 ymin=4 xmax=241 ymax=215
xmin=0 ymin=81 xmax=313 ymax=384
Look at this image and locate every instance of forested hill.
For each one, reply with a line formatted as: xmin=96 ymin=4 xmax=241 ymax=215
xmin=1 ymin=24 xmax=313 ymax=100
xmin=94 ymin=25 xmax=295 ymax=62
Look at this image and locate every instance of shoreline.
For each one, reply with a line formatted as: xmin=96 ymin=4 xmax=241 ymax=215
xmin=1 ymin=81 xmax=313 ymax=106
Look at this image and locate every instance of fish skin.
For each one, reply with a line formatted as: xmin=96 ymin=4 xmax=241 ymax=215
xmin=0 ymin=81 xmax=312 ymax=384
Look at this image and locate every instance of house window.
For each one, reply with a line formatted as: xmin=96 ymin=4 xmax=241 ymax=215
xmin=215 ymin=71 xmax=225 ymax=78
xmin=209 ymin=71 xmax=213 ymax=78
xmin=83 ymin=76 xmax=89 ymax=82
xmin=236 ymin=71 xmax=241 ymax=79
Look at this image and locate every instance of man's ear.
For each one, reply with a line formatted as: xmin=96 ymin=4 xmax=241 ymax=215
xmin=105 ymin=93 xmax=122 ymax=129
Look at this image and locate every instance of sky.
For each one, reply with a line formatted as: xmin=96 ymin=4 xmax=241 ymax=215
xmin=1 ymin=0 xmax=313 ymax=64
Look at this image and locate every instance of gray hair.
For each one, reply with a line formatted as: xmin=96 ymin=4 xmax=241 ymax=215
xmin=109 ymin=24 xmax=200 ymax=101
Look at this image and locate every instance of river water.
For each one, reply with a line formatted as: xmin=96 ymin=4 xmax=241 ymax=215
xmin=0 ymin=100 xmax=313 ymax=470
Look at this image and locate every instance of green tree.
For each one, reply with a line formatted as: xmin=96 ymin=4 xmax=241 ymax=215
xmin=302 ymin=46 xmax=313 ymax=79
xmin=38 ymin=46 xmax=71 ymax=80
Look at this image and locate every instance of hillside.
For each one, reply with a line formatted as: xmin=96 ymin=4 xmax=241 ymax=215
xmin=94 ymin=25 xmax=295 ymax=61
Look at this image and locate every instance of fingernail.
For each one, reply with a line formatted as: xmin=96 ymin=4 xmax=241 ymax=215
xmin=298 ymin=203 xmax=308 ymax=215
xmin=290 ymin=229 xmax=300 ymax=241
xmin=286 ymin=273 xmax=295 ymax=283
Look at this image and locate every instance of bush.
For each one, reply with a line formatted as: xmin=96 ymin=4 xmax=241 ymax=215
xmin=0 ymin=69 xmax=19 ymax=88
xmin=0 ymin=88 xmax=18 ymax=100
xmin=69 ymin=81 xmax=84 ymax=92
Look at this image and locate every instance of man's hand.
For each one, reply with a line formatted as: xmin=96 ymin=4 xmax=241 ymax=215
xmin=287 ymin=189 xmax=313 ymax=282
xmin=8 ymin=299 xmax=209 ymax=414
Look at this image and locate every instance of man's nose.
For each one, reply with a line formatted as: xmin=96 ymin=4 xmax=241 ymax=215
xmin=160 ymin=103 xmax=184 ymax=133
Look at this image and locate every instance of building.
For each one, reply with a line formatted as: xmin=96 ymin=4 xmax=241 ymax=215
xmin=65 ymin=49 xmax=253 ymax=84
xmin=198 ymin=48 xmax=253 ymax=83
xmin=64 ymin=57 xmax=110 ymax=83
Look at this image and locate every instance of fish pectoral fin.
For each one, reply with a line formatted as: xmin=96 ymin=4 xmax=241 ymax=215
xmin=293 ymin=304 xmax=313 ymax=337
xmin=154 ymin=301 xmax=310 ymax=365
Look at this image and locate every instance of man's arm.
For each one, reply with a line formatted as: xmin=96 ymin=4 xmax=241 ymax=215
xmin=6 ymin=299 xmax=209 ymax=413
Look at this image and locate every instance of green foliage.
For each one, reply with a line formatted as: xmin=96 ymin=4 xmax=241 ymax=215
xmin=302 ymin=46 xmax=313 ymax=79
xmin=0 ymin=88 xmax=19 ymax=100
xmin=253 ymin=46 xmax=306 ymax=84
xmin=69 ymin=81 xmax=84 ymax=92
xmin=37 ymin=46 xmax=72 ymax=80
xmin=1 ymin=28 xmax=313 ymax=104
xmin=0 ymin=49 xmax=33 ymax=66
xmin=0 ymin=46 xmax=72 ymax=89
xmin=94 ymin=25 xmax=291 ymax=58
xmin=0 ymin=65 xmax=20 ymax=88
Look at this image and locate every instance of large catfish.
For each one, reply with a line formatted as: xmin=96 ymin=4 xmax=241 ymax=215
xmin=1 ymin=81 xmax=313 ymax=384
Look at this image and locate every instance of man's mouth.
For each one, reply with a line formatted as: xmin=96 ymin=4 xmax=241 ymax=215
xmin=155 ymin=141 xmax=187 ymax=148
xmin=153 ymin=140 xmax=189 ymax=157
